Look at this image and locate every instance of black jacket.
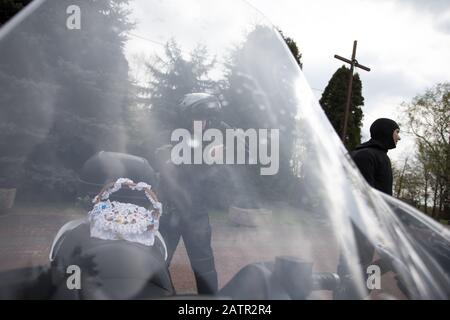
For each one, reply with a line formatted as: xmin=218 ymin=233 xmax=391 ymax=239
xmin=351 ymin=139 xmax=393 ymax=195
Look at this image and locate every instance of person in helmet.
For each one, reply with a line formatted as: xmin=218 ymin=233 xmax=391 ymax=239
xmin=155 ymin=93 xmax=222 ymax=295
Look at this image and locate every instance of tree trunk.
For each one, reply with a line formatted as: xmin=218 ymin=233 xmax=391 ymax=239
xmin=432 ymin=177 xmax=439 ymax=218
xmin=438 ymin=180 xmax=444 ymax=219
xmin=444 ymin=134 xmax=450 ymax=219
xmin=397 ymin=157 xmax=408 ymax=198
xmin=423 ymin=171 xmax=428 ymax=215
xmin=443 ymin=179 xmax=449 ymax=219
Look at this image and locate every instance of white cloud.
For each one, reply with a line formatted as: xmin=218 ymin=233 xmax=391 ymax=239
xmin=247 ymin=0 xmax=450 ymax=161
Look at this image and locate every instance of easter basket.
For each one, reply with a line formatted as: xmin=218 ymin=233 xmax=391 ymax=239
xmin=88 ymin=178 xmax=162 ymax=246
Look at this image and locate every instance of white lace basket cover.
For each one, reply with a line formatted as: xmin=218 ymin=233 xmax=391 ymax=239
xmin=88 ymin=178 xmax=163 ymax=246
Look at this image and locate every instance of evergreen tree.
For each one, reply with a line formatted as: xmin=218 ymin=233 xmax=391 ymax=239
xmin=278 ymin=29 xmax=303 ymax=69
xmin=0 ymin=0 xmax=134 ymax=200
xmin=319 ymin=66 xmax=364 ymax=150
xmin=222 ymin=25 xmax=299 ymax=201
xmin=146 ymin=40 xmax=217 ymax=131
xmin=0 ymin=0 xmax=32 ymax=26
xmin=128 ymin=40 xmax=217 ymax=164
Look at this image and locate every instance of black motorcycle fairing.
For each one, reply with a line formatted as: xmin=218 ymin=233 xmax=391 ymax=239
xmin=50 ymin=223 xmax=174 ymax=299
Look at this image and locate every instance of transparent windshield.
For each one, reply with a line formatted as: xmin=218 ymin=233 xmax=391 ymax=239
xmin=0 ymin=0 xmax=449 ymax=300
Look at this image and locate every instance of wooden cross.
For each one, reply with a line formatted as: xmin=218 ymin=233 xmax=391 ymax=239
xmin=334 ymin=40 xmax=371 ymax=145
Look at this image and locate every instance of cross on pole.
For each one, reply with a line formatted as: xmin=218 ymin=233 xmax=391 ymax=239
xmin=334 ymin=40 xmax=371 ymax=145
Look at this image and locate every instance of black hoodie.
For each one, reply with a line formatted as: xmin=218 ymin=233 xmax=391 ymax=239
xmin=351 ymin=118 xmax=399 ymax=195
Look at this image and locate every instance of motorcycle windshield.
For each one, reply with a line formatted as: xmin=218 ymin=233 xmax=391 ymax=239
xmin=0 ymin=0 xmax=449 ymax=300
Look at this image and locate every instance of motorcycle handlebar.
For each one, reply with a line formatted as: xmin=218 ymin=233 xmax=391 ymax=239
xmin=312 ymin=272 xmax=341 ymax=291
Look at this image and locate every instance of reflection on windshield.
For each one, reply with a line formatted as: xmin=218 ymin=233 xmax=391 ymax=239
xmin=0 ymin=0 xmax=449 ymax=300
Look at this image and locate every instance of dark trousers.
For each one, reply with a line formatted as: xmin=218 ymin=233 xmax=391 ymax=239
xmin=334 ymin=220 xmax=400 ymax=299
xmin=334 ymin=223 xmax=376 ymax=299
xmin=159 ymin=203 xmax=218 ymax=295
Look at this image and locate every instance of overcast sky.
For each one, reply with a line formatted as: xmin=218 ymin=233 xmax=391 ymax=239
xmin=246 ymin=0 xmax=450 ymax=163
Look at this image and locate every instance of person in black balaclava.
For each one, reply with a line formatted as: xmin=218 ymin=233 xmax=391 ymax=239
xmin=351 ymin=118 xmax=401 ymax=195
xmin=334 ymin=118 xmax=401 ymax=299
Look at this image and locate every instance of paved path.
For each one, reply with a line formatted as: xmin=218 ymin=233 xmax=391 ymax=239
xmin=0 ymin=204 xmax=405 ymax=299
